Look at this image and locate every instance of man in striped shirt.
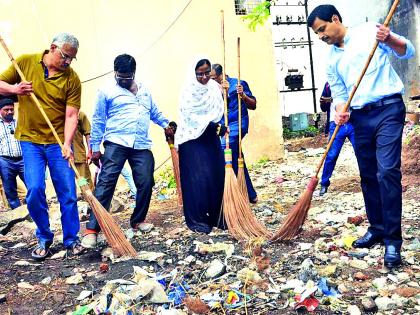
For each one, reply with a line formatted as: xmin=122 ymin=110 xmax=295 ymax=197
xmin=0 ymin=97 xmax=25 ymax=209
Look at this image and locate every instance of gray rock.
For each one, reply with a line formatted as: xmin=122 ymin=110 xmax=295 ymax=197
xmin=0 ymin=205 xmax=30 ymax=235
xmin=349 ymin=259 xmax=369 ymax=270
xmin=347 ymin=304 xmax=361 ymax=315
xmin=109 ymin=197 xmax=124 ymax=213
xmin=205 ymin=259 xmax=226 ymax=279
xmin=361 ymin=297 xmax=377 ymax=312
xmin=375 ymin=296 xmax=397 ymax=311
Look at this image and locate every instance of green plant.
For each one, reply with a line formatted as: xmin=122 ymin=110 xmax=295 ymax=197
xmin=242 ymin=1 xmax=271 ymax=31
xmin=283 ymin=126 xmax=321 ymax=139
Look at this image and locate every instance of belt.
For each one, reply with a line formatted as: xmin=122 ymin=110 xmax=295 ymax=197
xmin=0 ymin=156 xmax=23 ymax=161
xmin=357 ymin=94 xmax=403 ymax=111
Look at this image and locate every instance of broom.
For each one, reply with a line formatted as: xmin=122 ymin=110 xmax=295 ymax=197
xmin=165 ymin=123 xmax=183 ymax=208
xmin=219 ymin=11 xmax=270 ymax=240
xmin=236 ymin=37 xmax=250 ymax=202
xmin=271 ymin=0 xmax=401 ymax=241
xmin=0 ymin=36 xmax=137 ymax=257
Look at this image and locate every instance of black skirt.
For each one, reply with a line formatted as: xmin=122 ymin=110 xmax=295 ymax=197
xmin=178 ymin=123 xmax=226 ymax=233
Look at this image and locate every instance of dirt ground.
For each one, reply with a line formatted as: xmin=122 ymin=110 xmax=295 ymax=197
xmin=0 ymin=133 xmax=418 ymax=315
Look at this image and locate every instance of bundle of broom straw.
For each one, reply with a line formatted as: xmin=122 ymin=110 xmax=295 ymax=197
xmin=220 ymin=11 xmax=270 ymax=241
xmin=271 ymin=0 xmax=401 ymax=241
xmin=236 ymin=37 xmax=249 ymax=202
xmin=0 ymin=36 xmax=137 ymax=257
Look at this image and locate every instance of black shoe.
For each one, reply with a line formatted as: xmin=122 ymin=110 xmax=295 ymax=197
xmin=384 ymin=244 xmax=402 ymax=269
xmin=352 ymin=231 xmax=383 ymax=249
xmin=319 ymin=186 xmax=328 ymax=196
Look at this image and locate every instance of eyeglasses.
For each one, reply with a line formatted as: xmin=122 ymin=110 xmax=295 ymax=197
xmin=195 ymin=70 xmax=211 ymax=78
xmin=57 ymin=47 xmax=76 ymax=62
xmin=115 ymin=73 xmax=135 ymax=80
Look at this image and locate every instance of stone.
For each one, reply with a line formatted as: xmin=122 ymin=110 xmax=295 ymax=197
xmin=373 ymin=277 xmax=388 ymax=290
xmin=109 ymin=196 xmax=124 ymax=213
xmin=0 ymin=205 xmax=30 ymax=235
xmin=318 ymin=265 xmax=337 ymax=277
xmin=17 ymin=282 xmax=34 ymax=290
xmin=41 ymin=277 xmax=52 ymax=285
xmin=396 ymin=272 xmax=410 ymax=282
xmin=261 ymin=209 xmax=273 ymax=216
xmin=361 ymin=297 xmax=377 ymax=312
xmin=347 ymin=304 xmax=361 ymax=315
xmin=50 ymin=250 xmax=67 ymax=259
xmin=66 ymin=274 xmax=84 ymax=285
xmin=354 ymin=272 xmax=369 ymax=281
xmin=205 ymin=259 xmax=226 ymax=279
xmin=338 ymin=283 xmax=350 ymax=294
xmin=137 ymin=251 xmax=165 ymax=262
xmin=375 ymin=296 xmax=397 ymax=311
xmin=349 ymin=259 xmax=368 ymax=269
xmin=392 ymin=287 xmax=420 ymax=298
xmin=77 ymin=290 xmax=93 ymax=301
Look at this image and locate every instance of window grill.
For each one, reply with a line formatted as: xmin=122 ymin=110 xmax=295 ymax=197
xmin=235 ymin=0 xmax=266 ymax=15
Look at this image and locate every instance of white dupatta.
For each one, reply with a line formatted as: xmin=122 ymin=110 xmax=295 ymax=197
xmin=175 ymin=58 xmax=224 ymax=147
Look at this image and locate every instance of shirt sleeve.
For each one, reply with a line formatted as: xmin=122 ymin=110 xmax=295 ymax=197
xmin=241 ymin=80 xmax=256 ymax=100
xmin=0 ymin=55 xmax=23 ymax=84
xmin=326 ymin=60 xmax=348 ymax=107
xmin=149 ymin=95 xmax=169 ymax=128
xmin=66 ymin=72 xmax=82 ymax=109
xmin=90 ymin=90 xmax=107 ymax=152
xmin=81 ymin=112 xmax=91 ymax=135
xmin=379 ymin=31 xmax=416 ymax=59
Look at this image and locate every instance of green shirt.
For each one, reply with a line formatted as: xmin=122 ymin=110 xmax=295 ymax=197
xmin=0 ymin=51 xmax=81 ymax=144
xmin=73 ymin=111 xmax=91 ymax=163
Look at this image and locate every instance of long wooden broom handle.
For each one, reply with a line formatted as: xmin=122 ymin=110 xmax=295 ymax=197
xmin=237 ymin=37 xmax=243 ymax=159
xmin=0 ymin=35 xmax=82 ymax=179
xmin=314 ymin=0 xmax=400 ymax=176
xmin=221 ymin=10 xmax=230 ymax=149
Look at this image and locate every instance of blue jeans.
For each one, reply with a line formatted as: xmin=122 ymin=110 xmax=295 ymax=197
xmin=0 ymin=157 xmax=25 ymax=209
xmin=20 ymin=142 xmax=79 ymax=248
xmin=220 ymin=135 xmax=257 ymax=201
xmin=320 ymin=122 xmax=355 ymax=187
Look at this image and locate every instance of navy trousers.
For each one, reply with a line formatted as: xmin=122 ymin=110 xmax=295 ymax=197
xmin=320 ymin=121 xmax=356 ymax=187
xmin=0 ymin=156 xmax=25 ymax=209
xmin=86 ymin=141 xmax=155 ymax=232
xmin=350 ymin=99 xmax=405 ymax=247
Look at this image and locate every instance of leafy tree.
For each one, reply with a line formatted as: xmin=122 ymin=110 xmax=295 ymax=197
xmin=242 ymin=1 xmax=272 ymax=31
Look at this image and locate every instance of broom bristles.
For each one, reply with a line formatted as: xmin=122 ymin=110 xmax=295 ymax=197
xmin=222 ymin=150 xmax=271 ymax=240
xmin=169 ymin=145 xmax=183 ymax=207
xmin=271 ymin=177 xmax=318 ymax=242
xmin=81 ymin=186 xmax=137 ymax=257
xmin=237 ymin=158 xmax=249 ymax=202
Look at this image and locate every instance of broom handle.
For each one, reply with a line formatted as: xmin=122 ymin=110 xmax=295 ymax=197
xmin=314 ymin=0 xmax=400 ymax=176
xmin=237 ymin=37 xmax=243 ymax=159
xmin=0 ymin=35 xmax=82 ymax=180
xmin=221 ymin=10 xmax=230 ymax=149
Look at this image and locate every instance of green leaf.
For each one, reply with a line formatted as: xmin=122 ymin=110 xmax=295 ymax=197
xmin=241 ymin=1 xmax=271 ymax=31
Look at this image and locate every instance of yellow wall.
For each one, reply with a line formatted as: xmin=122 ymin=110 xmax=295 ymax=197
xmin=0 ymin=0 xmax=283 ymax=165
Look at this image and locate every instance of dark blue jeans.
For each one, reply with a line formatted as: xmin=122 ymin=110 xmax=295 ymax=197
xmin=0 ymin=156 xmax=25 ymax=209
xmin=221 ymin=135 xmax=257 ymax=201
xmin=350 ymin=100 xmax=405 ymax=246
xmin=20 ymin=142 xmax=79 ymax=248
xmin=86 ymin=142 xmax=155 ymax=232
xmin=320 ymin=122 xmax=355 ymax=187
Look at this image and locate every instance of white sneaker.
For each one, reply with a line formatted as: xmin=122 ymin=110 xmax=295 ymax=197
xmin=81 ymin=233 xmax=98 ymax=248
xmin=133 ymin=222 xmax=154 ymax=233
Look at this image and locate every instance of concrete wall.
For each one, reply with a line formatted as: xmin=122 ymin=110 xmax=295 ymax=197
xmin=0 ymin=0 xmax=283 ymax=164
